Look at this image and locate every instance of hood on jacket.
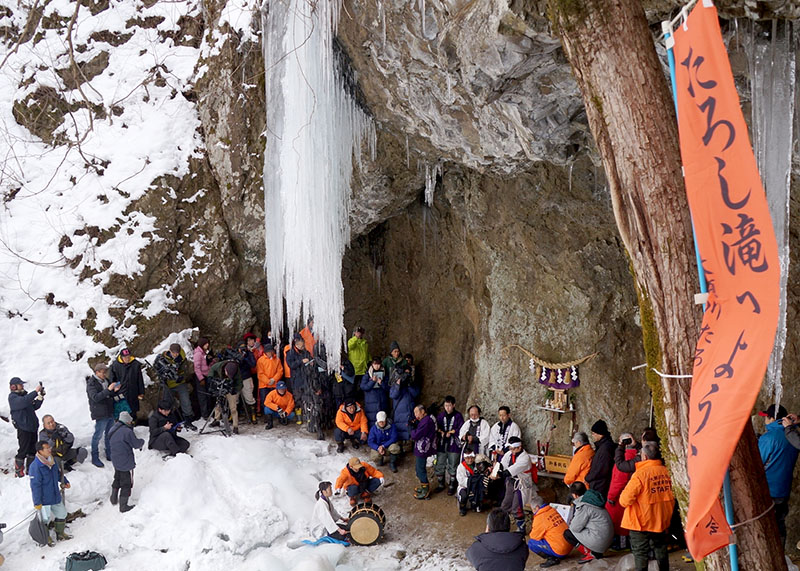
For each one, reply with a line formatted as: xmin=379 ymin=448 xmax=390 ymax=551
xmin=389 ymin=341 xmax=401 ymax=353
xmin=474 ymin=531 xmax=525 ymax=555
xmin=580 ymin=489 xmax=606 ymax=508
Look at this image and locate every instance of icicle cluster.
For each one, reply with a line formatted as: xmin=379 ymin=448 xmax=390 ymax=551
xmin=747 ymin=20 xmax=795 ymax=407
xmin=262 ymin=0 xmax=375 ymax=370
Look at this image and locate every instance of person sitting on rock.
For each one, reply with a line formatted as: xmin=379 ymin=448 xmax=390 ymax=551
xmin=527 ymin=495 xmax=573 ymax=568
xmin=367 ymin=411 xmax=401 ymax=472
xmin=38 ymin=415 xmax=87 ymax=472
xmin=263 ymin=380 xmax=296 ymax=429
xmin=334 ymin=457 xmax=384 ymax=507
xmin=311 ymin=481 xmax=349 ymax=542
xmin=466 ymin=507 xmax=529 ymax=571
xmin=334 ymin=398 xmax=368 ymax=453
xmin=457 ymin=447 xmax=488 ymax=516
xmin=148 ymin=400 xmax=190 ymax=456
xmin=29 ymin=441 xmax=72 ymax=544
xmin=564 ymin=482 xmax=614 ymax=564
xmin=564 ymin=431 xmax=594 ymax=487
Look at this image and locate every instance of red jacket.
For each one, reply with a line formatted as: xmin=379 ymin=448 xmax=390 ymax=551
xmin=606 ymin=447 xmax=637 ymax=534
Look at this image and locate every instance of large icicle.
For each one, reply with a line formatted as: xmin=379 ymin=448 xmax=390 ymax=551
xmin=262 ymin=0 xmax=374 ymax=369
xmin=747 ymin=20 xmax=795 ymax=406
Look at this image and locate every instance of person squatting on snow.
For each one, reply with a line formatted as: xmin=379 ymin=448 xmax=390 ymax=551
xmin=434 ymin=396 xmax=464 ymax=495
xmin=487 ymin=406 xmax=521 ymax=462
xmin=208 ymin=360 xmax=242 ymax=434
xmin=29 ymin=440 xmax=72 ymax=543
xmin=109 ymin=348 xmax=145 ymax=418
xmin=456 ymin=448 xmax=490 ymax=516
xmin=85 ymin=362 xmax=121 ymax=468
xmin=148 ymin=400 xmax=190 ymax=456
xmin=8 ymin=377 xmax=45 ymax=477
xmin=564 ymin=431 xmax=594 ymax=487
xmin=465 ymin=507 xmax=529 ymax=571
xmin=154 ymin=343 xmax=197 ymax=430
xmin=335 ymin=457 xmax=384 ymax=507
xmin=263 ymin=380 xmax=296 ymax=429
xmin=39 ymin=415 xmax=88 ymax=472
xmin=459 ymin=405 xmax=491 ymax=458
xmin=109 ymin=411 xmax=145 ymax=513
xmin=527 ymin=495 xmax=573 ymax=568
xmin=368 ymin=411 xmax=401 ymax=473
xmin=564 ymin=482 xmax=614 ymax=564
xmin=494 ymin=436 xmax=536 ymax=533
xmin=335 ymin=399 xmax=368 ymax=453
xmin=410 ymin=403 xmax=437 ymax=500
xmin=311 ymin=481 xmax=349 ymax=542
xmin=360 ymin=359 xmax=389 ymax=427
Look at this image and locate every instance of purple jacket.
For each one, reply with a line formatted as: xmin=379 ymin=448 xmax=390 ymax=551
xmin=436 ymin=410 xmax=465 ymax=453
xmin=411 ymin=414 xmax=437 ymax=458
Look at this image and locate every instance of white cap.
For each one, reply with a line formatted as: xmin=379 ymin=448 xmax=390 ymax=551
xmin=376 ymin=411 xmax=387 ymax=423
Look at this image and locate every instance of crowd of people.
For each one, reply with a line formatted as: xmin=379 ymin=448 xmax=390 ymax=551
xmin=6 ymin=324 xmax=800 ymax=563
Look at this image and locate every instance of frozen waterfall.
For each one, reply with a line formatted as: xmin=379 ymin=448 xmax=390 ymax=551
xmin=262 ymin=0 xmax=374 ymax=369
xmin=747 ymin=20 xmax=795 ymax=407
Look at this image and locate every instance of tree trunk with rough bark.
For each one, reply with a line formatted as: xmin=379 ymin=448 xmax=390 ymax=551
xmin=545 ymin=1 xmax=785 ymax=569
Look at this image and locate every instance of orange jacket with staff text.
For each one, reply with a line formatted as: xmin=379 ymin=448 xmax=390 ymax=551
xmin=620 ymin=459 xmax=675 ymax=533
xmin=283 ymin=345 xmax=291 ymax=378
xmin=335 ymin=403 xmax=368 ymax=434
xmin=564 ymin=444 xmax=594 ymax=486
xmin=529 ymin=504 xmax=572 ymax=557
xmin=335 ymin=462 xmax=384 ymax=490
xmin=256 ymin=354 xmax=283 ymax=389
xmin=263 ymin=389 xmax=295 ymax=414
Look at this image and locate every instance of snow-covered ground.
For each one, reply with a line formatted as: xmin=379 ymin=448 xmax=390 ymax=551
xmin=0 ymin=422 xmax=460 ymax=570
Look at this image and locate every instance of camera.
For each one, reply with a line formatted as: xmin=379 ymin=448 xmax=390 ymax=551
xmin=39 ymin=382 xmax=46 ymax=397
xmin=621 ymin=437 xmax=632 ymax=446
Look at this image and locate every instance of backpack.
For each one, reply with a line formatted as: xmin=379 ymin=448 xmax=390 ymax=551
xmin=65 ymin=551 xmax=107 ymax=571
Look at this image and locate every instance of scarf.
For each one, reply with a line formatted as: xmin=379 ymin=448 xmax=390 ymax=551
xmin=36 ymin=452 xmax=55 ymax=468
xmin=348 ymin=466 xmax=368 ymax=486
xmin=461 ymin=461 xmax=474 ymax=475
xmin=467 ymin=418 xmax=484 ymax=439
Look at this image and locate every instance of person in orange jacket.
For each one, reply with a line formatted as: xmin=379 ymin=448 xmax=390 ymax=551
xmin=335 ymin=399 xmax=368 ymax=453
xmin=619 ymin=443 xmax=674 ymax=571
xmin=256 ymin=344 xmax=283 ymax=416
xmin=527 ymin=495 xmax=573 ymax=568
xmin=564 ymin=432 xmax=594 ymax=486
xmin=334 ymin=456 xmax=384 ymax=506
xmin=263 ymin=381 xmax=295 ymax=429
xmin=300 ymin=317 xmax=316 ymax=357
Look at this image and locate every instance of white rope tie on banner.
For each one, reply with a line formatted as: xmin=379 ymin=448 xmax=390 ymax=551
xmin=631 ymin=363 xmax=647 ymax=371
xmin=651 ymin=368 xmax=693 ymax=379
xmin=730 ymin=501 xmax=774 ymax=530
xmin=660 ymin=0 xmax=714 ymax=41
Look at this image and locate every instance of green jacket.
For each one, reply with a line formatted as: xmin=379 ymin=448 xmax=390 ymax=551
xmin=347 ymin=336 xmax=370 ymax=376
xmin=208 ymin=360 xmax=243 ymax=394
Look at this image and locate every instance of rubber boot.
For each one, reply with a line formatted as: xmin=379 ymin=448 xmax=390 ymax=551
xmin=414 ymin=483 xmax=430 ymax=500
xmin=336 ymin=442 xmax=345 ymax=453
xmin=389 ymin=454 xmax=398 ymax=473
xmin=377 ymin=455 xmax=385 ymax=466
xmin=110 ymin=486 xmax=119 ymax=505
xmin=25 ymin=455 xmax=34 ymax=473
xmin=577 ymin=544 xmax=595 ymax=564
xmin=14 ymin=458 xmax=25 ymax=478
xmin=54 ymin=519 xmax=72 ymax=541
xmin=295 ymin=407 xmax=303 ymax=425
xmin=447 ymin=479 xmax=457 ymax=496
xmin=433 ymin=475 xmax=445 ymax=493
xmin=119 ymin=494 xmax=135 ymax=513
xmin=264 ymin=415 xmax=274 ymax=430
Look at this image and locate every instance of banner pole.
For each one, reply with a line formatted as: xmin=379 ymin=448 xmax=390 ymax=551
xmin=663 ymin=18 xmax=739 ymax=571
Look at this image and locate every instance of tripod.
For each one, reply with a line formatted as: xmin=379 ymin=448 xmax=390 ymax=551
xmin=199 ymin=391 xmax=233 ymax=437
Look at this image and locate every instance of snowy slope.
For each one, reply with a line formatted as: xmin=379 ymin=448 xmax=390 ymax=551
xmin=0 ymin=426 xmax=462 ymax=570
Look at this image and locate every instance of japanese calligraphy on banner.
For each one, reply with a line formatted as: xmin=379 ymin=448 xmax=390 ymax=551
xmin=673 ymin=2 xmax=780 ymax=561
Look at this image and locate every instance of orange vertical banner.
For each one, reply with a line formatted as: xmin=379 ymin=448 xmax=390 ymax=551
xmin=673 ymin=2 xmax=780 ymax=561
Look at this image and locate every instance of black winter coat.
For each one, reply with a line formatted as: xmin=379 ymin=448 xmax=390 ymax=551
xmin=286 ymin=346 xmax=313 ymax=394
xmin=86 ymin=374 xmax=115 ymax=420
xmin=109 ymin=357 xmax=145 ymax=413
xmin=8 ymin=390 xmax=42 ymax=433
xmin=148 ymin=409 xmax=179 ymax=448
xmin=585 ymin=435 xmax=616 ymax=500
xmin=465 ymin=532 xmax=528 ymax=571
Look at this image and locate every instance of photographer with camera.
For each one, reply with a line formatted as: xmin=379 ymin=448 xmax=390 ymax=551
xmin=86 ymin=363 xmax=121 ymax=467
xmin=8 ymin=377 xmax=44 ymax=477
xmin=39 ymin=415 xmax=88 ymax=472
xmin=154 ymin=344 xmax=197 ymax=431
xmin=758 ymin=403 xmax=798 ymax=547
xmin=148 ymin=400 xmax=190 ymax=456
xmin=263 ymin=380 xmax=296 ymax=429
xmin=208 ymin=361 xmax=242 ymax=434
xmin=782 ymin=412 xmax=800 ymax=450
xmin=606 ymin=432 xmax=638 ymax=550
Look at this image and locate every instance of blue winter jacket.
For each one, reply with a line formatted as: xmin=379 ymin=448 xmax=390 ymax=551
xmin=368 ymin=420 xmax=398 ymax=451
xmin=109 ymin=421 xmax=145 ymax=472
xmin=9 ymin=390 xmax=43 ymax=433
xmin=759 ymin=421 xmax=799 ymax=498
xmin=29 ymin=456 xmax=67 ymax=507
xmin=389 ymin=381 xmax=420 ymax=441
xmin=360 ymin=371 xmax=390 ymax=426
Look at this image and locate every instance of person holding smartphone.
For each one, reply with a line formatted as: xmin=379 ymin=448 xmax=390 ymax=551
xmin=360 ymin=359 xmax=389 ymax=427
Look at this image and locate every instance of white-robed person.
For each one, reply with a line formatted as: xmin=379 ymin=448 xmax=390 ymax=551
xmin=311 ymin=481 xmax=349 ymax=542
xmin=493 ymin=436 xmax=536 ymax=533
xmin=459 ymin=405 xmax=491 ymax=457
